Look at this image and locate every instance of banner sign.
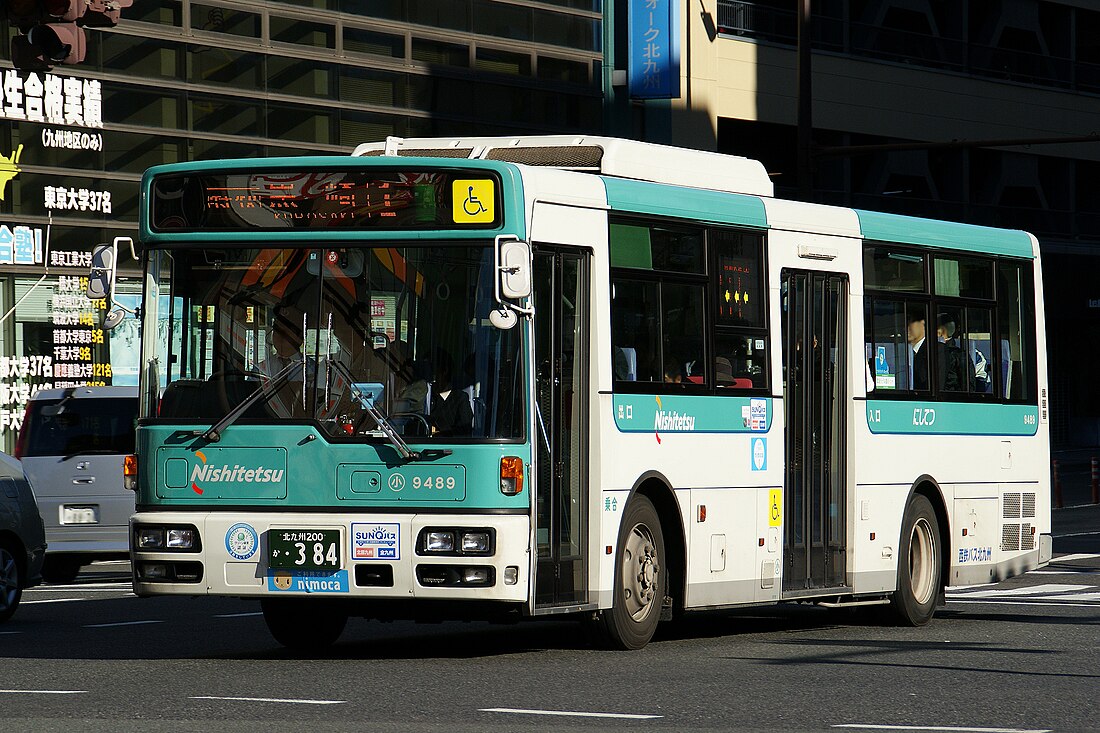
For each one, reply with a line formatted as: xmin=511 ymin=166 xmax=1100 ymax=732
xmin=628 ymin=0 xmax=681 ymax=100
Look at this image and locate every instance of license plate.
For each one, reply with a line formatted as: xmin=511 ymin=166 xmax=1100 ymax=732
xmin=268 ymin=529 xmax=341 ymax=571
xmin=61 ymin=505 xmax=99 ymax=525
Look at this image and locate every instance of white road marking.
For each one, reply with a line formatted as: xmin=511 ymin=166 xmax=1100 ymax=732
xmin=1029 ymin=570 xmax=1100 ymax=575
xmin=0 ymin=631 xmax=21 ymax=635
xmin=948 ymin=583 xmax=1092 ymax=599
xmin=191 ymin=696 xmax=346 ymax=705
xmin=0 ymin=690 xmax=87 ymax=695
xmin=948 ymin=598 xmax=1100 ymax=609
xmin=21 ymin=598 xmax=85 ymax=605
xmin=832 ymin=725 xmax=1051 ymax=733
xmin=480 ymin=707 xmax=663 ymax=720
xmin=29 ymin=583 xmax=132 ymax=591
xmin=1052 ymin=553 xmax=1100 ymax=563
xmin=213 ymin=612 xmax=263 ymax=618
xmin=84 ymin=620 xmax=164 ymax=628
xmin=1053 ymin=530 xmax=1100 ymax=538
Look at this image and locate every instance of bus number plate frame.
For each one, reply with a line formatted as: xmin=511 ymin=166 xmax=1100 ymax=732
xmin=268 ymin=529 xmax=342 ymax=571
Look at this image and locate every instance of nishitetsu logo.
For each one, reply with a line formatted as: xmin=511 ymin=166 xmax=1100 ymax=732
xmin=189 ymin=450 xmax=285 ymax=495
xmin=653 ymin=395 xmax=696 ymax=444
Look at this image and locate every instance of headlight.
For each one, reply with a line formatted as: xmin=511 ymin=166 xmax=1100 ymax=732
xmin=166 ymin=528 xmax=194 ymax=549
xmin=461 ymin=531 xmax=490 ymax=553
xmin=136 ymin=528 xmax=164 ymax=549
xmin=425 ymin=531 xmax=455 ymax=552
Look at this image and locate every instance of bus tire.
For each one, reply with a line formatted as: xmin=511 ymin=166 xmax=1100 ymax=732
xmin=0 ymin=542 xmax=24 ymax=623
xmin=890 ymin=494 xmax=941 ymax=626
xmin=598 ymin=494 xmax=666 ymax=650
xmin=41 ymin=554 xmax=82 ymax=585
xmin=261 ymin=598 xmax=348 ymax=650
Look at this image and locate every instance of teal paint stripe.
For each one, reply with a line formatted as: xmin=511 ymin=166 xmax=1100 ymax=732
xmin=140 ymin=157 xmax=526 ymax=243
xmin=613 ymin=394 xmax=772 ymax=433
xmin=602 ymin=177 xmax=768 ymax=229
xmin=855 ymin=209 xmax=1034 ymax=259
xmin=865 ymin=400 xmax=1039 ymax=436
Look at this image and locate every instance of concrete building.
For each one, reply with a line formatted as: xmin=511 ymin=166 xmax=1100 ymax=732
xmin=614 ymin=0 xmax=1100 ymax=449
xmin=0 ymin=0 xmax=604 ymax=452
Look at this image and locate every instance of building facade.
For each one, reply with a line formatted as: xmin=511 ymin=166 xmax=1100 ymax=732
xmin=617 ymin=0 xmax=1100 ymax=449
xmin=0 ymin=0 xmax=604 ymax=451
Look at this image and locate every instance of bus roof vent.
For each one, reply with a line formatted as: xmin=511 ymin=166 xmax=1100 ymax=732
xmin=351 ymin=135 xmax=774 ymax=198
xmin=483 ymin=145 xmax=603 ymax=169
xmin=358 ymin=148 xmax=475 ymax=159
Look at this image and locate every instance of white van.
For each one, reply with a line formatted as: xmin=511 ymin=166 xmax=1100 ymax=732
xmin=15 ymin=386 xmax=137 ymax=583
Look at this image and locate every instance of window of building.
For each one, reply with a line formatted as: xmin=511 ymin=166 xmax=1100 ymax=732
xmin=190 ymin=4 xmax=261 ymax=39
xmin=473 ymin=1 xmax=532 ymax=41
xmin=343 ymin=27 xmax=405 ymax=59
xmin=411 ymin=38 xmax=469 ymax=67
xmin=537 ymin=56 xmax=590 ymax=85
xmin=475 ymin=47 xmax=532 ymax=76
xmin=269 ymin=16 xmax=336 ymax=50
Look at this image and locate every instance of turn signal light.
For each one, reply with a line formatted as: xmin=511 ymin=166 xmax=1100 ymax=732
xmin=500 ymin=456 xmax=523 ymax=495
xmin=123 ymin=454 xmax=137 ymax=491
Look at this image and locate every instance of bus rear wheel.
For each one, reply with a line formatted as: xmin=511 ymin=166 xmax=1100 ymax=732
xmin=596 ymin=495 xmax=666 ymax=650
xmin=890 ymin=494 xmax=942 ymax=626
xmin=261 ymin=598 xmax=348 ymax=650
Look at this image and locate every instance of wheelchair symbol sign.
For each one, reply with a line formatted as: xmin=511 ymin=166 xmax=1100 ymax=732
xmin=768 ymin=489 xmax=783 ymax=527
xmin=452 ymin=179 xmax=495 ymax=224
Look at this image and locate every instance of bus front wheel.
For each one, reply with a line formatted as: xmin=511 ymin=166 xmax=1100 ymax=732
xmin=890 ymin=493 xmax=942 ymax=626
xmin=597 ymin=494 xmax=666 ymax=650
xmin=261 ymin=598 xmax=348 ymax=650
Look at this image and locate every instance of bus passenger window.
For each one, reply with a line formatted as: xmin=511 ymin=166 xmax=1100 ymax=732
xmin=714 ymin=334 xmax=766 ymax=389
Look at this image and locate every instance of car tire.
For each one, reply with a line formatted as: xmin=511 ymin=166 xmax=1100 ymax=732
xmin=41 ymin=555 xmax=82 ymax=585
xmin=0 ymin=543 xmax=24 ymax=623
xmin=261 ymin=598 xmax=348 ymax=650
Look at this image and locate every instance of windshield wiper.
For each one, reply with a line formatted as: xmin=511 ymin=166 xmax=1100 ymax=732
xmin=326 ymin=358 xmax=450 ymax=462
xmin=201 ymin=361 xmax=300 ymax=442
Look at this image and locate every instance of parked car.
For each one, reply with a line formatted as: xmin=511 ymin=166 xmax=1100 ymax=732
xmin=15 ymin=386 xmax=138 ymax=584
xmin=0 ymin=450 xmax=46 ymax=622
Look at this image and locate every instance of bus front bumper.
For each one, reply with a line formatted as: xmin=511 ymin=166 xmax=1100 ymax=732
xmin=129 ymin=511 xmax=530 ymax=604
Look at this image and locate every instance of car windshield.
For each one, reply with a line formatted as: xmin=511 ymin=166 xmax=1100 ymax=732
xmin=20 ymin=397 xmax=137 ymax=457
xmin=143 ymin=244 xmax=525 ymax=441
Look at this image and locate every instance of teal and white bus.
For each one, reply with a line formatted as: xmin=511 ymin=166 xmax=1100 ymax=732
xmin=110 ymin=136 xmax=1050 ymax=650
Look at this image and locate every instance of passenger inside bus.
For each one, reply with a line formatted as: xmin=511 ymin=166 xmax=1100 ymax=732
xmin=429 ymin=355 xmax=472 ymax=436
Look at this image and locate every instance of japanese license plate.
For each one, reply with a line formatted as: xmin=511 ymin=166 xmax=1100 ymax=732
xmin=268 ymin=529 xmax=341 ymax=571
xmin=61 ymin=505 xmax=99 ymax=525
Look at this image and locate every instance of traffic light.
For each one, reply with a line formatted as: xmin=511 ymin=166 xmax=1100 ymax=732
xmin=6 ymin=0 xmax=131 ymax=70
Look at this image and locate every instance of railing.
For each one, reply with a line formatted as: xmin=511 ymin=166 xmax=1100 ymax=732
xmin=716 ymin=0 xmax=1100 ymax=94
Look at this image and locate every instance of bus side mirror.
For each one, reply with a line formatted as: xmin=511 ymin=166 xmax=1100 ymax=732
xmin=499 ymin=239 xmax=531 ymax=299
xmin=87 ymin=243 xmax=116 ymax=301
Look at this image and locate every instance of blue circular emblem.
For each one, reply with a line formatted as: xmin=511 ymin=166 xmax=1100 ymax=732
xmin=225 ymin=523 xmax=258 ymax=560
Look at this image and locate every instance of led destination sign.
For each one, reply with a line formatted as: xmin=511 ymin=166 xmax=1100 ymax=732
xmin=150 ymin=170 xmax=501 ymax=231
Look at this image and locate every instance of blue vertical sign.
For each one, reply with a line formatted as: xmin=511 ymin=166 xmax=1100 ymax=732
xmin=628 ymin=0 xmax=681 ymax=100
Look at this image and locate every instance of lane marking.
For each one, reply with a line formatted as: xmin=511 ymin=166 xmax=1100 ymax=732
xmin=191 ymin=696 xmax=346 ymax=705
xmin=0 ymin=631 xmax=21 ymax=635
xmin=0 ymin=690 xmax=87 ymax=695
xmin=948 ymin=583 xmax=1092 ymax=599
xmin=214 ymin=612 xmax=264 ymax=618
xmin=21 ymin=598 xmax=84 ymax=605
xmin=1052 ymin=553 xmax=1100 ymax=563
xmin=1053 ymin=530 xmax=1100 ymax=538
xmin=832 ymin=725 xmax=1051 ymax=733
xmin=28 ymin=583 xmax=132 ymax=591
xmin=480 ymin=708 xmax=663 ymax=720
xmin=1028 ymin=570 xmax=1100 ymax=576
xmin=948 ymin=598 xmax=1100 ymax=609
xmin=84 ymin=620 xmax=164 ymax=628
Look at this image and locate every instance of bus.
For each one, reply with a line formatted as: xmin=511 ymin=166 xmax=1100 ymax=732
xmin=103 ymin=136 xmax=1051 ymax=650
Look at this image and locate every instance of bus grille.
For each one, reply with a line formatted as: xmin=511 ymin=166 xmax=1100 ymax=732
xmin=1022 ymin=493 xmax=1036 ymax=518
xmin=484 ymin=145 xmax=604 ymax=169
xmin=1020 ymin=524 xmax=1035 ymax=550
xmin=1003 ymin=493 xmax=1022 ymax=519
xmin=1001 ymin=523 xmax=1021 ymax=552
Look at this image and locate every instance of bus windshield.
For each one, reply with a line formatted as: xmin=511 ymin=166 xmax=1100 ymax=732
xmin=146 ymin=244 xmax=525 ymax=441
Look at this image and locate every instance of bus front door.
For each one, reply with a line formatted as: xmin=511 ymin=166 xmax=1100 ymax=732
xmin=781 ymin=270 xmax=849 ymax=593
xmin=532 ymin=247 xmax=590 ymax=608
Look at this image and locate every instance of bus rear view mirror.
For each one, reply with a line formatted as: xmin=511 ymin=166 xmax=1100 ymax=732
xmin=87 ymin=243 xmax=116 ymax=301
xmin=498 ymin=239 xmax=531 ymax=299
